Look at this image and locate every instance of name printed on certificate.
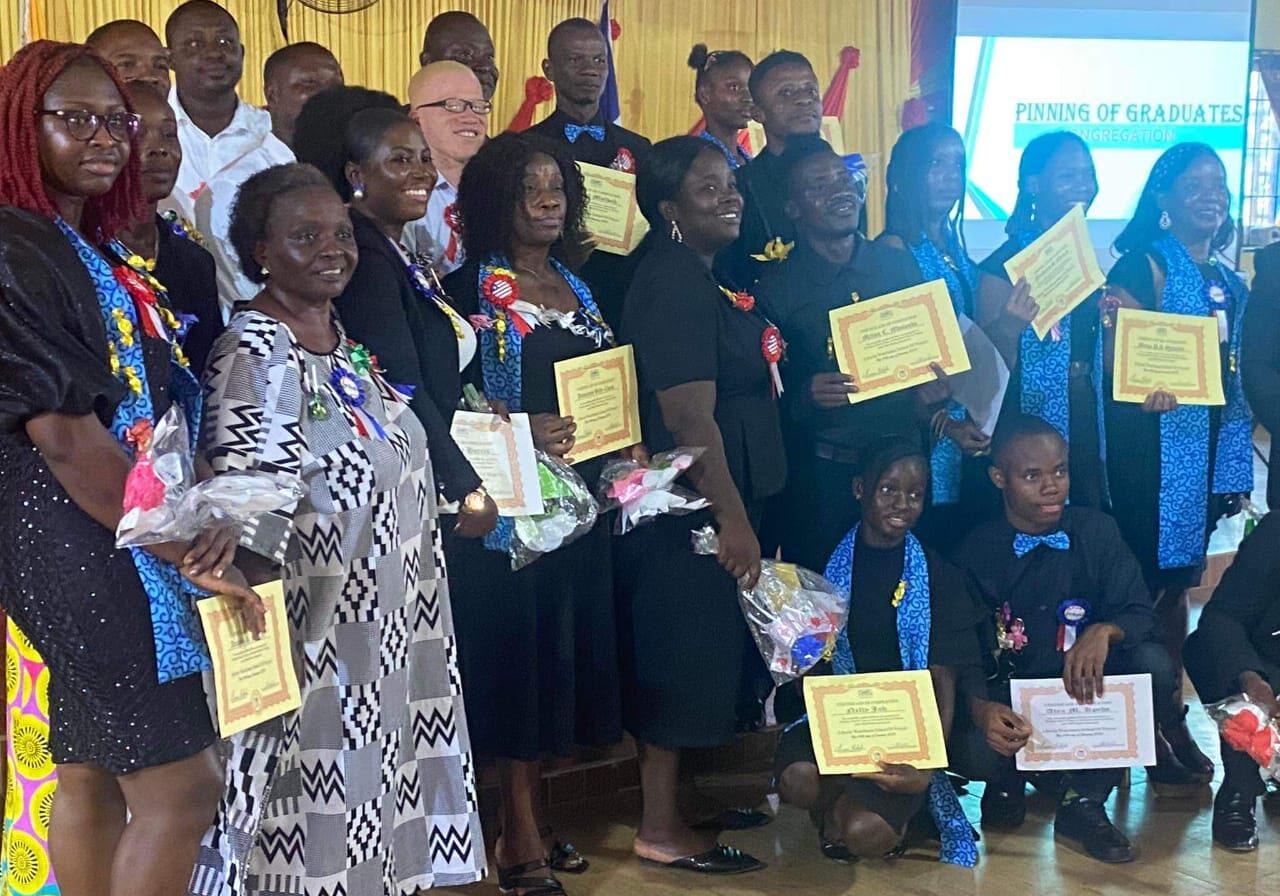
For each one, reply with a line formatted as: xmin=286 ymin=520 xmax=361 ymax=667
xmin=828 ymin=279 xmax=971 ymax=405
xmin=1011 ymin=674 xmax=1156 ymax=772
xmin=803 ymin=671 xmax=949 ymax=776
xmin=1003 ymin=204 xmax=1106 ymax=341
xmin=450 ymin=411 xmax=544 ymax=517
xmin=579 ymin=162 xmax=649 ymax=256
xmin=198 ymin=580 xmax=301 ymax=738
xmin=554 ymin=344 xmax=642 ymax=464
xmin=1112 ymin=308 xmax=1225 ymax=406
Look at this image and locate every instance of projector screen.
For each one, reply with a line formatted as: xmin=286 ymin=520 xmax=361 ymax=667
xmin=953 ymin=0 xmax=1254 ymax=257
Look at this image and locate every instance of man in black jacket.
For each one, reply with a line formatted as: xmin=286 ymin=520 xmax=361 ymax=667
xmin=1185 ymin=511 xmax=1280 ymax=852
xmin=1242 ymin=240 xmax=1280 ymax=507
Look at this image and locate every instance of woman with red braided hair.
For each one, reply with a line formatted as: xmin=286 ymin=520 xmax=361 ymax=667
xmin=0 ymin=41 xmax=263 ymax=895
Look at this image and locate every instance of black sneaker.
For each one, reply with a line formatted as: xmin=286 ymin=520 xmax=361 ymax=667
xmin=981 ymin=779 xmax=1027 ymax=828
xmin=1212 ymin=786 xmax=1259 ymax=852
xmin=1054 ymin=797 xmax=1135 ymax=863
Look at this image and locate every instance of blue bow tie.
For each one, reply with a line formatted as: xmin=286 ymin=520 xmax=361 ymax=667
xmin=1013 ymin=530 xmax=1071 ymax=558
xmin=565 ymin=123 xmax=606 ymax=143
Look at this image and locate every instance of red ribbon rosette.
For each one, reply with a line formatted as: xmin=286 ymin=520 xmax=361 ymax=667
xmin=444 ymin=202 xmax=461 ymax=233
xmin=611 ymin=147 xmax=636 ymax=173
xmin=730 ymin=290 xmax=755 ymax=312
xmin=482 ymin=267 xmax=520 ymax=309
xmin=112 ymin=265 xmax=164 ymax=339
xmin=761 ymin=325 xmax=784 ymax=364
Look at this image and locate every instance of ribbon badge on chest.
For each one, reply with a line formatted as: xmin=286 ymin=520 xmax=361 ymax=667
xmin=1056 ymin=599 xmax=1091 ymax=652
xmin=761 ymin=324 xmax=785 ymax=396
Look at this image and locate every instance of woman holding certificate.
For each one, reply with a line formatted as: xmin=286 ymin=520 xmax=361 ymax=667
xmin=1102 ymin=142 xmax=1252 ymax=786
xmin=978 ymin=131 xmax=1106 ymax=507
xmin=199 ymin=163 xmax=485 ymax=892
xmin=617 ymin=135 xmax=787 ymax=875
xmin=443 ymin=132 xmax=623 ymax=895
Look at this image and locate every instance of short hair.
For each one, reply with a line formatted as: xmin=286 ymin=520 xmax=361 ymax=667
xmin=292 ymin=85 xmax=401 ymax=202
xmin=85 ymin=18 xmax=159 ymax=47
xmin=687 ymin=44 xmax=753 ymax=91
xmin=228 ymin=163 xmax=335 ymax=284
xmin=547 ymin=18 xmax=600 ymax=57
xmin=341 ymin=107 xmax=415 ymax=190
xmin=421 ymin=10 xmax=486 ymax=59
xmin=636 ymin=135 xmax=715 ymax=231
xmin=1114 ymin=142 xmax=1234 ymax=256
xmin=0 ymin=41 xmax=143 ymax=240
xmin=1005 ymin=130 xmax=1091 ymax=237
xmin=748 ymin=49 xmax=813 ymax=101
xmin=779 ymin=134 xmax=839 ymax=196
xmin=164 ymin=0 xmax=237 ymax=45
xmin=991 ymin=413 xmax=1065 ymax=466
xmin=263 ymin=41 xmax=336 ymax=86
xmin=855 ymin=435 xmax=928 ymax=492
xmin=408 ymin=60 xmax=478 ymax=105
xmin=884 ymin=122 xmax=966 ymax=246
xmin=455 ymin=132 xmax=588 ymax=265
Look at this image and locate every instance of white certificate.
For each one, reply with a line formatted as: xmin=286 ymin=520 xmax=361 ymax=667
xmin=1010 ymin=674 xmax=1156 ymax=771
xmin=449 ymin=411 xmax=543 ymax=517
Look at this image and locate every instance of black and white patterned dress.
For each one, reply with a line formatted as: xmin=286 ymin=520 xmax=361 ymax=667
xmin=191 ymin=310 xmax=484 ymax=895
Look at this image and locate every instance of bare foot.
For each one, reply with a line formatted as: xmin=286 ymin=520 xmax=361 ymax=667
xmin=633 ymin=828 xmax=715 ymax=863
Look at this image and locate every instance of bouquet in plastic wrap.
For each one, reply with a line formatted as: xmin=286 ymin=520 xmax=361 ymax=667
xmin=596 ymin=448 xmax=709 ymax=534
xmin=1205 ymin=695 xmax=1280 ymax=780
xmin=116 ymin=405 xmax=305 ymax=548
xmin=692 ymin=525 xmax=849 ymax=683
xmin=508 ymin=452 xmax=599 ymax=570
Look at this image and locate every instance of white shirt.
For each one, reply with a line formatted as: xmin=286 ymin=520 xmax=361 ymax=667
xmin=165 ymin=88 xmax=295 ymax=314
xmin=403 ymin=172 xmax=465 ymax=277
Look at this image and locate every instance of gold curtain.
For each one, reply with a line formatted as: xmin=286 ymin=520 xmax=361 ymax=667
xmin=2 ymin=0 xmax=910 ymax=231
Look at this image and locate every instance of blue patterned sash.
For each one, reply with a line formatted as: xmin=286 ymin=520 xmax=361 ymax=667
xmin=825 ymin=526 xmax=979 ymax=866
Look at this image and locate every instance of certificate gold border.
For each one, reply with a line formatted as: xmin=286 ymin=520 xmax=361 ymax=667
xmin=201 ymin=589 xmax=297 ymax=733
xmin=809 ymin=679 xmax=932 ymax=769
xmin=1003 ymin=206 xmax=1104 ymax=341
xmin=455 ymin=414 xmax=534 ymax=515
xmin=1112 ymin=310 xmax=1222 ymax=405
xmin=555 ymin=345 xmax=641 ymax=462
xmin=1016 ymin=682 xmax=1140 ymax=765
xmin=579 ymin=163 xmax=645 ymax=255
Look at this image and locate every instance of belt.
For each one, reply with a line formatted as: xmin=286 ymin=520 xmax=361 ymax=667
xmin=1069 ymin=360 xmax=1092 ymax=379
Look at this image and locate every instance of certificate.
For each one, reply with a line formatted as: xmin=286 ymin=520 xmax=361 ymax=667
xmin=1010 ymin=674 xmax=1156 ymax=771
xmin=1112 ymin=308 xmax=1224 ymax=406
xmin=803 ymin=671 xmax=949 ymax=775
xmin=579 ymin=162 xmax=649 ymax=255
xmin=828 ymin=279 xmax=971 ymax=404
xmin=449 ymin=411 xmax=544 ymax=516
xmin=1003 ymin=204 xmax=1105 ymax=340
xmin=554 ymin=344 xmax=642 ymax=463
xmin=198 ymin=581 xmax=300 ymax=737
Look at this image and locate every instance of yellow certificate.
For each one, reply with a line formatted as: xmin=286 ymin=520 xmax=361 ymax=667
xmin=1112 ymin=308 xmax=1224 ymax=406
xmin=554 ymin=344 xmax=642 ymax=463
xmin=450 ymin=411 xmax=544 ymax=516
xmin=1003 ymin=204 xmax=1105 ymax=340
xmin=198 ymin=581 xmax=300 ymax=737
xmin=579 ymin=162 xmax=649 ymax=256
xmin=828 ymin=279 xmax=971 ymax=404
xmin=803 ymin=671 xmax=949 ymax=775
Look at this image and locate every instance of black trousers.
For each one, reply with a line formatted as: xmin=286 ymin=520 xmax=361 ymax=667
xmin=950 ymin=641 xmax=1180 ymax=803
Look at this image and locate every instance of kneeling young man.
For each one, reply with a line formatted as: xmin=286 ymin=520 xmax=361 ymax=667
xmin=951 ymin=415 xmax=1197 ymax=863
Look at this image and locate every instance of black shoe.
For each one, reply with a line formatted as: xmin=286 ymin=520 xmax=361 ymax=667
xmin=981 ymin=779 xmax=1027 ymax=828
xmin=809 ymin=808 xmax=858 ymax=864
xmin=691 ymin=807 xmax=773 ymax=831
xmin=1212 ymin=787 xmax=1259 ymax=852
xmin=1146 ymin=745 xmax=1201 ymax=798
xmin=640 ymin=843 xmax=766 ymax=874
xmin=1165 ymin=709 xmax=1216 ymax=784
xmin=1054 ymin=797 xmax=1135 ymax=863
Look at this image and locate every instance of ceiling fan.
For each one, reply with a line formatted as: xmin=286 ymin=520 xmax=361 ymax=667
xmin=276 ymin=0 xmax=381 ymax=40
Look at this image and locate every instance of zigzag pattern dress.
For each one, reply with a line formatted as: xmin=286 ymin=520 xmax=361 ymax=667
xmin=191 ymin=311 xmax=483 ymax=896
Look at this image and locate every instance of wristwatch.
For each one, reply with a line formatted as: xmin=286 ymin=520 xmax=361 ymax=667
xmin=462 ymin=486 xmax=489 ymax=513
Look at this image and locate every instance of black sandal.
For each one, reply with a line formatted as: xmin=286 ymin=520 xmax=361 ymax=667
xmin=542 ymin=826 xmax=589 ymax=874
xmin=810 ymin=808 xmax=858 ymax=864
xmin=691 ymin=807 xmax=773 ymax=831
xmin=497 ymin=857 xmax=566 ymax=896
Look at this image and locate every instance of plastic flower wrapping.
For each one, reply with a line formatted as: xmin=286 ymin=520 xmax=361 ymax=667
xmin=116 ymin=405 xmax=305 ymax=548
xmin=509 ymin=452 xmax=600 ymax=570
xmin=596 ymin=448 xmax=709 ymax=534
xmin=1205 ymin=695 xmax=1280 ymax=780
xmin=691 ymin=526 xmax=849 ymax=683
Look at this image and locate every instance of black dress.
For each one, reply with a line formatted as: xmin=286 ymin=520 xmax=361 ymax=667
xmin=442 ymin=259 xmax=622 ymax=760
xmin=0 ymin=207 xmax=215 ymax=774
xmin=152 ymin=213 xmax=223 ymax=376
xmin=616 ymin=236 xmax=787 ymax=749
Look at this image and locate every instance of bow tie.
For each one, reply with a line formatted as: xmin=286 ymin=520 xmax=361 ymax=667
xmin=1013 ymin=530 xmax=1071 ymax=558
xmin=564 ymin=123 xmax=606 ymax=143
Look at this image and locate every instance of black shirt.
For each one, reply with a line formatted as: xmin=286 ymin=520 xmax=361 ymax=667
xmin=1242 ymin=242 xmax=1280 ymax=506
xmin=153 ymin=215 xmax=223 ymax=376
xmin=526 ymin=108 xmax=653 ymax=330
xmin=954 ymin=506 xmax=1157 ymax=679
xmin=622 ymin=236 xmax=786 ymax=505
xmin=723 ymin=149 xmax=792 ymax=289
xmin=756 ymin=237 xmax=924 ymax=456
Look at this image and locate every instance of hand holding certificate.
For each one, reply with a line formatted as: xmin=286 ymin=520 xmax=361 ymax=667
xmin=1112 ymin=308 xmax=1225 ymax=406
xmin=1010 ymin=674 xmax=1156 ymax=771
xmin=198 ymin=580 xmax=301 ymax=737
xmin=579 ymin=162 xmax=649 ymax=256
xmin=828 ymin=280 xmax=971 ymax=404
xmin=554 ymin=345 xmax=642 ymax=463
xmin=1003 ymin=204 xmax=1105 ymax=340
xmin=450 ymin=411 xmax=544 ymax=516
xmin=803 ymin=671 xmax=949 ymax=775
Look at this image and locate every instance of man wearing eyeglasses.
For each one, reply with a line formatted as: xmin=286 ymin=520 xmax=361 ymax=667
xmin=404 ymin=61 xmax=491 ymax=276
xmin=163 ymin=0 xmax=294 ymax=312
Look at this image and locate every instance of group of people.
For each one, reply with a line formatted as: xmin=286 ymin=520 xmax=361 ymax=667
xmin=1 ymin=2 xmax=1279 ymax=895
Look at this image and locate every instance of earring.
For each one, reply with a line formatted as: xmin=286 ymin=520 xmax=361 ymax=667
xmin=352 ymin=183 xmax=365 ymax=200
xmin=669 ymin=219 xmax=683 ymax=243
xmin=260 ymin=265 xmax=270 ymax=278
xmin=1159 ymin=210 xmax=1172 ymax=230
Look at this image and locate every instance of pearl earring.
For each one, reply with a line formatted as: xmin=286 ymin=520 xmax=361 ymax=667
xmin=260 ymin=265 xmax=270 ymax=278
xmin=352 ymin=183 xmax=365 ymax=200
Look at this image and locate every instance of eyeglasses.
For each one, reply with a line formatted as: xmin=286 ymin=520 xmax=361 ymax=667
xmin=414 ymin=98 xmax=492 ymax=116
xmin=36 ymin=109 xmax=140 ymax=143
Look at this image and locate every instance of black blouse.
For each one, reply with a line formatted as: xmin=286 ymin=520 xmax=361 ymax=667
xmin=622 ymin=236 xmax=786 ymax=505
